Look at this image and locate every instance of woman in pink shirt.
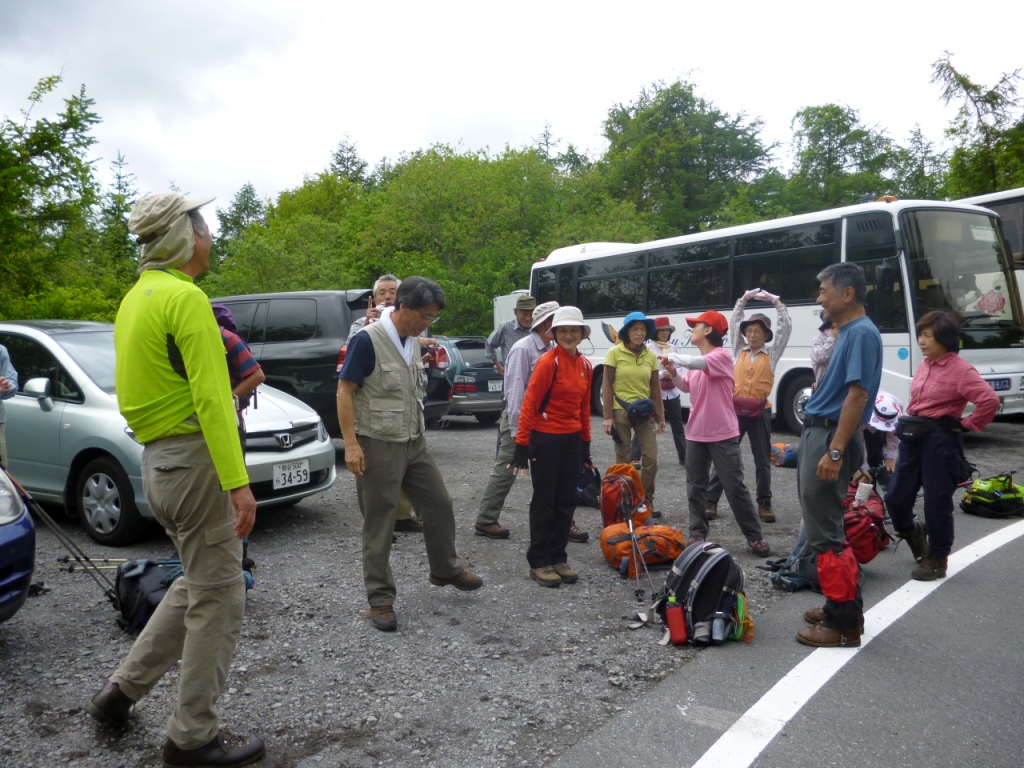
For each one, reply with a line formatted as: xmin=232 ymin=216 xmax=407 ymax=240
xmin=884 ymin=311 xmax=1000 ymax=581
xmin=662 ymin=310 xmax=770 ymax=557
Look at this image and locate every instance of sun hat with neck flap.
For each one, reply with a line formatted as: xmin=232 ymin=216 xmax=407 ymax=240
xmin=128 ymin=193 xmax=215 ymax=272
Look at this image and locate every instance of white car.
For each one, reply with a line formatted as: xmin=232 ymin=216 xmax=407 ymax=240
xmin=0 ymin=321 xmax=337 ymax=546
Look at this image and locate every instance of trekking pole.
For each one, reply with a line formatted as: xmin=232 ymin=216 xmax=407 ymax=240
xmin=57 ymin=556 xmax=128 ymax=564
xmin=628 ymin=517 xmax=658 ymax=597
xmin=626 ymin=518 xmax=646 ymax=601
xmin=6 ymin=470 xmax=118 ymax=607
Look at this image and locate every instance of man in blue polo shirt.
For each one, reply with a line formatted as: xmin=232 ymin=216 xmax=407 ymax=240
xmin=796 ymin=263 xmax=882 ymax=648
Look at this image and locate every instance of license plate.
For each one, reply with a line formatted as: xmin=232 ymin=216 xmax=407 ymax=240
xmin=488 ymin=380 xmax=503 ymax=392
xmin=273 ymin=459 xmax=310 ymax=489
xmin=987 ymin=378 xmax=1010 ymax=392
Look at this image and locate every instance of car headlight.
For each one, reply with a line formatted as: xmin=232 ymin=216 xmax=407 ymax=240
xmin=0 ymin=469 xmax=27 ymax=525
xmin=316 ymin=419 xmax=329 ymax=442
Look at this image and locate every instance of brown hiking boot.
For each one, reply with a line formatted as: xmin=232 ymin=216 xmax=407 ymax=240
xmin=796 ymin=622 xmax=861 ymax=648
xmin=911 ymin=555 xmax=948 ymax=581
xmin=567 ymin=521 xmax=589 ymax=543
xmin=550 ymin=563 xmax=579 ymax=584
xmin=896 ymin=519 xmax=928 ymax=562
xmin=530 ymin=566 xmax=562 ymax=588
xmin=87 ymin=681 xmax=135 ymax=726
xmin=758 ymin=503 xmax=776 ymax=523
xmin=749 ymin=538 xmax=771 ymax=557
xmin=705 ymin=503 xmax=718 ymax=520
xmin=369 ymin=605 xmax=397 ymax=632
xmin=474 ymin=522 xmax=510 ymax=539
xmin=429 ymin=567 xmax=483 ymax=591
xmin=803 ymin=607 xmax=864 ymax=633
xmin=162 ymin=730 xmax=265 ymax=768
xmin=394 ymin=517 xmax=424 ymax=533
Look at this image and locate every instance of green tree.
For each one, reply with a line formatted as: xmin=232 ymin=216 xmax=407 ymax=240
xmin=210 ymin=181 xmax=267 ymax=272
xmin=890 ymin=126 xmax=948 ymax=199
xmin=93 ymin=153 xmax=139 ymax=294
xmin=600 ymin=80 xmax=772 ymax=236
xmin=786 ymin=104 xmax=896 ymax=211
xmin=330 ymin=135 xmax=368 ymax=185
xmin=932 ymin=52 xmax=1024 ymax=196
xmin=0 ymin=75 xmax=106 ymax=319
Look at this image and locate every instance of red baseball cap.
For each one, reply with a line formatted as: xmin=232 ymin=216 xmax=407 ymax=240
xmin=685 ymin=310 xmax=728 ymax=336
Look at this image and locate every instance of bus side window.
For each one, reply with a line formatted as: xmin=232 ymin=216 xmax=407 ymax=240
xmin=863 ymin=259 xmax=908 ymax=331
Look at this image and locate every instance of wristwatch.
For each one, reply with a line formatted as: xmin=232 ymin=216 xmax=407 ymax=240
xmin=827 ymin=448 xmax=843 ymax=462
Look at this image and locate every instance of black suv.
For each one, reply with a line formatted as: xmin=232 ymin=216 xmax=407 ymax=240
xmin=210 ymin=290 xmax=451 ymax=434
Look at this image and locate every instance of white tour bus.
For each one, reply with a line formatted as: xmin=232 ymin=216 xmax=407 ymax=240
xmin=526 ymin=198 xmax=1024 ymax=432
xmin=958 ymin=187 xmax=1024 ymax=301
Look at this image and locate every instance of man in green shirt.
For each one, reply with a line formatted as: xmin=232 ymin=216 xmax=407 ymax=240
xmin=86 ymin=193 xmax=265 ymax=768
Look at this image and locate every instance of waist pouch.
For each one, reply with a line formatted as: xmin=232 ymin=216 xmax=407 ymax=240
xmin=895 ymin=414 xmax=961 ymax=443
xmin=616 ymin=396 xmax=656 ymax=422
xmin=733 ymin=395 xmax=766 ymax=418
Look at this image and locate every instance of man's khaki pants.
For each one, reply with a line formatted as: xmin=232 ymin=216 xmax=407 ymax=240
xmin=111 ymin=433 xmax=245 ymax=750
xmin=355 ymin=433 xmax=459 ymax=606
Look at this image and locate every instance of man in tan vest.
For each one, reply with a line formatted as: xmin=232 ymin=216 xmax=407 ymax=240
xmin=337 ymin=276 xmax=483 ymax=631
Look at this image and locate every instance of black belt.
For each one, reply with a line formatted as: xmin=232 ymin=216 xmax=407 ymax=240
xmin=803 ymin=416 xmax=838 ymax=429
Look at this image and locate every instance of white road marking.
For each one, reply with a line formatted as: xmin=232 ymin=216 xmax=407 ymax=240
xmin=690 ymin=519 xmax=1024 ymax=768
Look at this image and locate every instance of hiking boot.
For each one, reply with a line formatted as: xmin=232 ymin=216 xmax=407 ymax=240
xmin=749 ymin=539 xmax=771 ymax=557
xmin=162 ymin=730 xmax=265 ymax=767
xmin=87 ymin=681 xmax=135 ymax=726
xmin=688 ymin=534 xmax=705 ymax=546
xmin=796 ymin=622 xmax=861 ymax=648
xmin=895 ymin=519 xmax=928 ymax=562
xmin=645 ymin=497 xmax=661 ymax=519
xmin=369 ymin=605 xmax=397 ymax=632
xmin=429 ymin=567 xmax=483 ymax=591
xmin=705 ymin=503 xmax=718 ymax=520
xmin=550 ymin=562 xmax=578 ymax=584
xmin=567 ymin=521 xmax=589 ymax=543
xmin=803 ymin=607 xmax=864 ymax=633
xmin=758 ymin=503 xmax=776 ymax=523
xmin=394 ymin=517 xmax=424 ymax=533
xmin=911 ymin=555 xmax=948 ymax=581
xmin=474 ymin=522 xmax=510 ymax=539
xmin=530 ymin=566 xmax=562 ymax=588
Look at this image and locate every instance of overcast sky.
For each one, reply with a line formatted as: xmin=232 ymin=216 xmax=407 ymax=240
xmin=1 ymin=0 xmax=1019 ymax=227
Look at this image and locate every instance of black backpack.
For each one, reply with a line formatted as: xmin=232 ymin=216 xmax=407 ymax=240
xmin=659 ymin=541 xmax=747 ymax=645
xmin=576 ymin=463 xmax=601 ymax=509
xmin=115 ymin=559 xmax=183 ymax=633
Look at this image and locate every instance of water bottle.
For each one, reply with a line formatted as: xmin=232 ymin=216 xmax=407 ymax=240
xmin=855 ymin=481 xmax=872 ymax=507
xmin=665 ymin=596 xmax=687 ymax=645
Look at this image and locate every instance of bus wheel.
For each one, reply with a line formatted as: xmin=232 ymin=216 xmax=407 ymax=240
xmin=782 ymin=373 xmax=815 ymax=434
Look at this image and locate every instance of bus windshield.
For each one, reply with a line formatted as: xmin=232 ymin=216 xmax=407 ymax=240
xmin=901 ymin=209 xmax=1024 ymax=349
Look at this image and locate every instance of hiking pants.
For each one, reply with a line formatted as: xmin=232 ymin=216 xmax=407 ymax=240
xmin=112 ymin=433 xmax=245 ymax=751
xmin=613 ymin=409 xmax=658 ymax=501
xmin=685 ymin=437 xmax=762 ymax=543
xmin=798 ymin=424 xmax=864 ymax=631
xmin=707 ymin=407 xmax=772 ymax=507
xmin=476 ymin=409 xmax=515 ymax=526
xmin=355 ymin=433 xmax=459 ymax=606
xmin=884 ymin=427 xmax=965 ymax=559
xmin=630 ymin=396 xmax=686 ymax=465
xmin=526 ymin=430 xmax=581 ymax=569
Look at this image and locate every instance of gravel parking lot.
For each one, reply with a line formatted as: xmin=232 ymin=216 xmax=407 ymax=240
xmin=2 ymin=413 xmax=1020 ymax=767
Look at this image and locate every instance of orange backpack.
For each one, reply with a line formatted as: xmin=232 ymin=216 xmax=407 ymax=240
xmin=600 ymin=463 xmax=650 ymax=528
xmin=600 ymin=523 xmax=687 ymax=579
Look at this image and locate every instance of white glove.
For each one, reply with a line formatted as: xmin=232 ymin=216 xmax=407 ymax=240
xmin=667 ymin=353 xmax=701 ymax=369
xmin=743 ymin=288 xmax=759 ymax=301
xmin=756 ymin=289 xmax=780 ymax=304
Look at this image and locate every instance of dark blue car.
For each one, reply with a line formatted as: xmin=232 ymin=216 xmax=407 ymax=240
xmin=0 ymin=467 xmax=35 ymax=624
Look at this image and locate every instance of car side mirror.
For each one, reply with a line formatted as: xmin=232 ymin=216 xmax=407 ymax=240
xmin=23 ymin=377 xmax=54 ymax=413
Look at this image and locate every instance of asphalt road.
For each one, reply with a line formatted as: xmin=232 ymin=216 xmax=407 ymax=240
xmin=553 ymin=415 xmax=1024 ymax=768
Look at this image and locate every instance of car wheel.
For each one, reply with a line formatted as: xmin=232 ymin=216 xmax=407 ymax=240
xmin=782 ymin=372 xmax=816 ymax=434
xmin=474 ymin=412 xmax=501 ymax=425
xmin=76 ymin=457 xmax=145 ymax=546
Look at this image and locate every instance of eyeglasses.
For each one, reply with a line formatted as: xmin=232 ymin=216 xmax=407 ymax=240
xmin=418 ymin=312 xmax=440 ymax=325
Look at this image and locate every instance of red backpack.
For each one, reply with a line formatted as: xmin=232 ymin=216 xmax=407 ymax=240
xmin=842 ymin=479 xmax=890 ymax=564
xmin=600 ymin=463 xmax=650 ymax=528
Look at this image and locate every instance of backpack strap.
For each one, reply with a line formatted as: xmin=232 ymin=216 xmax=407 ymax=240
xmin=538 ymin=356 xmax=559 ymax=416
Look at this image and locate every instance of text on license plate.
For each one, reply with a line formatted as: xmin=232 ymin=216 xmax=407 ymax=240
xmin=488 ymin=380 xmax=503 ymax=392
xmin=987 ymin=378 xmax=1010 ymax=392
xmin=273 ymin=459 xmax=310 ymax=489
